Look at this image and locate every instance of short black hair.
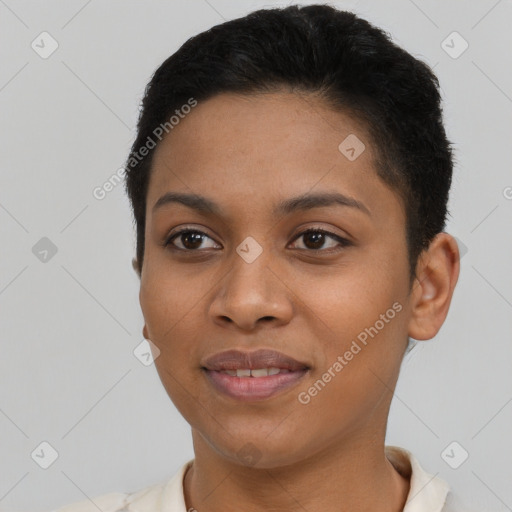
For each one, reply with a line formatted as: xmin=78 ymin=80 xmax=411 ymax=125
xmin=125 ymin=4 xmax=453 ymax=280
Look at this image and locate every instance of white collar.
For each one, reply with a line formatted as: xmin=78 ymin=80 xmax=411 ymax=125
xmin=126 ymin=446 xmax=450 ymax=512
xmin=385 ymin=446 xmax=450 ymax=512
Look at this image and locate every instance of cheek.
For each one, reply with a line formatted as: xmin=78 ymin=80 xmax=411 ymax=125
xmin=139 ymin=255 xmax=209 ymax=371
xmin=294 ymin=316 xmax=407 ymax=441
xmin=139 ymin=253 xmax=201 ymax=340
xmin=299 ymin=268 xmax=408 ymax=405
xmin=302 ymin=259 xmax=404 ymax=335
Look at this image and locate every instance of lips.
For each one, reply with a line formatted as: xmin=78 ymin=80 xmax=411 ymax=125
xmin=202 ymin=349 xmax=310 ymax=401
xmin=202 ymin=348 xmax=309 ymax=372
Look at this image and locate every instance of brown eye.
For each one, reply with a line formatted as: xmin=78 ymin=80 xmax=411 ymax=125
xmin=290 ymin=228 xmax=351 ymax=252
xmin=302 ymin=231 xmax=328 ymax=250
xmin=165 ymin=230 xmax=219 ymax=251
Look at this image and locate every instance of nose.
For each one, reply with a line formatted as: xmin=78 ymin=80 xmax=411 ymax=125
xmin=208 ymin=247 xmax=294 ymax=332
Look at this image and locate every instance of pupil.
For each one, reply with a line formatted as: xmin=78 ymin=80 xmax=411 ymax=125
xmin=305 ymin=232 xmax=324 ymax=249
xmin=183 ymin=232 xmax=203 ymax=249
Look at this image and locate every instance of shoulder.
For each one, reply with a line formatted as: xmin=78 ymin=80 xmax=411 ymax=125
xmin=51 ymin=480 xmax=168 ymax=512
xmin=51 ymin=460 xmax=193 ymax=512
xmin=385 ymin=446 xmax=476 ymax=512
xmin=442 ymin=490 xmax=481 ymax=512
xmin=386 ymin=445 xmax=450 ymax=511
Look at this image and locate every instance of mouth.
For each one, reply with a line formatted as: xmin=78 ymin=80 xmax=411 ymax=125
xmin=201 ymin=349 xmax=310 ymax=402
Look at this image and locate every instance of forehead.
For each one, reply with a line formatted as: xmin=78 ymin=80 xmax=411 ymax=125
xmin=152 ymin=91 xmax=373 ymax=168
xmin=146 ymin=91 xmax=401 ymax=223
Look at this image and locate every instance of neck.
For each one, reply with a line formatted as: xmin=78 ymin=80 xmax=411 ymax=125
xmin=183 ymin=431 xmax=410 ymax=512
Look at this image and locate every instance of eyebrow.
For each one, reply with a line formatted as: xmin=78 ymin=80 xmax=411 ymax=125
xmin=152 ymin=191 xmax=370 ymax=217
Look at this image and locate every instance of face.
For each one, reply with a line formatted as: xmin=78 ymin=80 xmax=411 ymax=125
xmin=139 ymin=91 xmax=415 ymax=468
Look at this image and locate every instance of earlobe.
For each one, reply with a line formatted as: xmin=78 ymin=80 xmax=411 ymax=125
xmin=143 ymin=324 xmax=149 ymax=339
xmin=408 ymin=233 xmax=460 ymax=341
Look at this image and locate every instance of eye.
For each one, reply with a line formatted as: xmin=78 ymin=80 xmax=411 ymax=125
xmin=164 ymin=227 xmax=351 ymax=253
xmin=165 ymin=228 xmax=220 ymax=251
xmin=289 ymin=228 xmax=351 ymax=252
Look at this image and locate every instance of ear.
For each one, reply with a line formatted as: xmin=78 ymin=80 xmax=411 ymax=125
xmin=132 ymin=257 xmax=141 ymax=278
xmin=143 ymin=324 xmax=149 ymax=339
xmin=408 ymin=232 xmax=460 ymax=340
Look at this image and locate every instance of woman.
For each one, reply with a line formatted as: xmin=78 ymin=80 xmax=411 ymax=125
xmin=57 ymin=4 xmax=465 ymax=511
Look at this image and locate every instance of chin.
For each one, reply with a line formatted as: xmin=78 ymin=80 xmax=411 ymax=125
xmin=200 ymin=425 xmax=312 ymax=470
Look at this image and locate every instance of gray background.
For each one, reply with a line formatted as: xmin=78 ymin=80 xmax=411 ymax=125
xmin=0 ymin=1 xmax=511 ymax=511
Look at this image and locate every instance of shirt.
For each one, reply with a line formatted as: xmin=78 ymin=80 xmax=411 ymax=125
xmin=53 ymin=446 xmax=469 ymax=512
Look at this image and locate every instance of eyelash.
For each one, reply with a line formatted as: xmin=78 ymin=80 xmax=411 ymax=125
xmin=164 ymin=227 xmax=352 ymax=254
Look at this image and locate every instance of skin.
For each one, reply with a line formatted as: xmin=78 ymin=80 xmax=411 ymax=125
xmin=135 ymin=91 xmax=460 ymax=512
